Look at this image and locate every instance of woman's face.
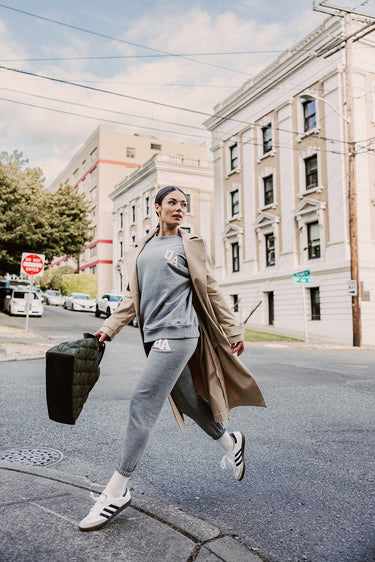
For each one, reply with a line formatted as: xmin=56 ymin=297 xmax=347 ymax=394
xmin=155 ymin=190 xmax=187 ymax=227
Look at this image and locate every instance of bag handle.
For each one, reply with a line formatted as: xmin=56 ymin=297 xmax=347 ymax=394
xmin=83 ymin=333 xmax=106 ymax=365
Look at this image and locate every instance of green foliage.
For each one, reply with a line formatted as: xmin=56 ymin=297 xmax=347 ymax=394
xmin=40 ymin=265 xmax=74 ymax=291
xmin=244 ymin=329 xmax=302 ymax=342
xmin=59 ymin=274 xmax=97 ymax=298
xmin=0 ymin=151 xmax=93 ymax=275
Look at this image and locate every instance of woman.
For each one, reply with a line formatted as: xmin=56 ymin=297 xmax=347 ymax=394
xmin=79 ymin=186 xmax=266 ymax=532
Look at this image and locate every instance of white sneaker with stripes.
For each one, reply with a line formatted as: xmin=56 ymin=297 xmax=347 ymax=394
xmin=220 ymin=431 xmax=246 ymax=481
xmin=79 ymin=488 xmax=132 ymax=531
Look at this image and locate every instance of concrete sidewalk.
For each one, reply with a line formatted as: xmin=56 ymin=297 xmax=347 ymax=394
xmin=0 ymin=463 xmax=260 ymax=562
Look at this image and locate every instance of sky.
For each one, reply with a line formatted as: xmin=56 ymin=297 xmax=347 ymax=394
xmin=0 ymin=0 xmax=373 ymax=186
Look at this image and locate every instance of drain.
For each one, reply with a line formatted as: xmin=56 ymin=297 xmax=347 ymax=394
xmin=0 ymin=447 xmax=64 ymax=467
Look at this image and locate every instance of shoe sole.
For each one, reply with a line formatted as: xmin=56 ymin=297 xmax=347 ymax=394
xmin=236 ymin=432 xmax=246 ymax=481
xmin=79 ymin=496 xmax=132 ymax=532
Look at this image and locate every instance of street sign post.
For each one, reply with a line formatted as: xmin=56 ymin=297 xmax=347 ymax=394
xmin=292 ymin=270 xmax=311 ymax=343
xmin=20 ymin=253 xmax=45 ymax=332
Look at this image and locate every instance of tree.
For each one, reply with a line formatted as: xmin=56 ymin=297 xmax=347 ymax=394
xmin=0 ymin=151 xmax=93 ymax=275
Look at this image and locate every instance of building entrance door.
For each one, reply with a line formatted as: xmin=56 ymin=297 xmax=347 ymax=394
xmin=268 ymin=291 xmax=274 ymax=325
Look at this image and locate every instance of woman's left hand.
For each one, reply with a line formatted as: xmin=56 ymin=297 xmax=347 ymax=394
xmin=231 ymin=341 xmax=244 ymax=356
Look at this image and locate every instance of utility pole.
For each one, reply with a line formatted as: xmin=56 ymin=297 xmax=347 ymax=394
xmin=344 ymin=17 xmax=361 ymax=347
xmin=312 ymin=2 xmax=375 ymax=347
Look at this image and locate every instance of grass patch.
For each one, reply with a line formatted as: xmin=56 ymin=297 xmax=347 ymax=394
xmin=244 ymin=328 xmax=302 ymax=342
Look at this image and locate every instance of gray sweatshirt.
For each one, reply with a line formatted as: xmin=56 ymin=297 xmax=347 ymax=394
xmin=136 ymin=234 xmax=199 ymax=343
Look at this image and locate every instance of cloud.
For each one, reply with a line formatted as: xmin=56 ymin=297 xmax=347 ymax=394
xmin=0 ymin=4 xmax=326 ymax=185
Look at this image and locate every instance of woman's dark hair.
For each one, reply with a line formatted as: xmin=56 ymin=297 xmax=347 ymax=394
xmin=155 ymin=185 xmax=186 ymax=207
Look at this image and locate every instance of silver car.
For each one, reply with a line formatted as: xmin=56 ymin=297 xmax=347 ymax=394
xmin=45 ymin=290 xmax=65 ymax=306
xmin=64 ymin=292 xmax=96 ymax=312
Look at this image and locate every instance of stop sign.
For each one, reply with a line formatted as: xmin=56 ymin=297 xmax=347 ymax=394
xmin=21 ymin=253 xmax=45 ymax=276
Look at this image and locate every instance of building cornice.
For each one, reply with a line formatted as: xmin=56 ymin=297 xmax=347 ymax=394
xmin=204 ymin=17 xmax=345 ymax=131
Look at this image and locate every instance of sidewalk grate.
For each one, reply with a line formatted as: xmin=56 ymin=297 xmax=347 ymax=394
xmin=0 ymin=447 xmax=63 ymax=467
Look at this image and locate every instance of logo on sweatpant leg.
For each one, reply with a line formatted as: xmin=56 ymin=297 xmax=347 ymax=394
xmin=153 ymin=339 xmax=171 ymax=351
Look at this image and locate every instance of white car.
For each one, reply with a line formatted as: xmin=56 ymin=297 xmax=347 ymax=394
xmin=64 ymin=292 xmax=96 ymax=312
xmin=45 ymin=290 xmax=65 ymax=306
xmin=3 ymin=289 xmax=44 ymax=317
xmin=95 ymin=293 xmax=123 ymax=318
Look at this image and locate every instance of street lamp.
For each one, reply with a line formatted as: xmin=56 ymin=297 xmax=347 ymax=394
xmin=300 ymin=87 xmax=361 ymax=346
xmin=299 ymin=92 xmax=350 ymax=123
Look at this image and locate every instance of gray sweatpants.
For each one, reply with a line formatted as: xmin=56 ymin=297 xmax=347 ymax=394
xmin=117 ymin=337 xmax=225 ymax=477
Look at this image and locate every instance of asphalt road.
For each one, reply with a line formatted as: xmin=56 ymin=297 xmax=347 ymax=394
xmin=1 ymin=306 xmax=374 ymax=562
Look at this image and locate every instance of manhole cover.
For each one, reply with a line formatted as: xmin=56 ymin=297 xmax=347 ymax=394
xmin=0 ymin=447 xmax=64 ymax=467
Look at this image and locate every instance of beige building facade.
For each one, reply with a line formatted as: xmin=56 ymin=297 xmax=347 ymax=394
xmin=204 ymin=16 xmax=375 ymax=346
xmin=109 ymin=153 xmax=214 ymax=292
xmin=48 ymin=126 xmax=208 ymax=295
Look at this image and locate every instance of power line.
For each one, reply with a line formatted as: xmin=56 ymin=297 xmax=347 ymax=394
xmin=0 ymin=50 xmax=316 ymax=63
xmin=0 ymin=87 xmax=207 ymax=132
xmin=0 ymin=96 xmax=210 ymax=140
xmin=0 ymin=3 xmax=253 ymax=77
xmin=0 ymin=95 xmax=358 ymax=157
xmin=0 ymin=63 xmax=353 ymax=145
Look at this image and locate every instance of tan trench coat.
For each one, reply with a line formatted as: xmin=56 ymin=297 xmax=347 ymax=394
xmin=101 ymin=228 xmax=266 ymax=431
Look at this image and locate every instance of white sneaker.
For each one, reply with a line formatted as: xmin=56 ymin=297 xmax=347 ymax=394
xmin=79 ymin=488 xmax=132 ymax=532
xmin=220 ymin=431 xmax=246 ymax=481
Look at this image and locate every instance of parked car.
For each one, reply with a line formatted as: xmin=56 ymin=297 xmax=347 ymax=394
xmin=45 ymin=290 xmax=65 ymax=306
xmin=0 ymin=287 xmax=12 ymax=311
xmin=95 ymin=293 xmax=123 ymax=318
xmin=64 ymin=293 xmax=96 ymax=312
xmin=3 ymin=289 xmax=44 ymax=317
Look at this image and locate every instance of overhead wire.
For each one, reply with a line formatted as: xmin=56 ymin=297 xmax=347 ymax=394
xmin=0 ymin=3 xmax=254 ymax=77
xmin=0 ymin=63 xmax=355 ymax=147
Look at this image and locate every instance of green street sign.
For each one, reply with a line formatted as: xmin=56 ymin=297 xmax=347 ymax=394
xmin=294 ymin=277 xmax=311 ymax=284
xmin=293 ymin=270 xmax=311 ymax=278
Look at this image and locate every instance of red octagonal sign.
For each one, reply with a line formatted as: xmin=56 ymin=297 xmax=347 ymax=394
xmin=21 ymin=253 xmax=45 ymax=276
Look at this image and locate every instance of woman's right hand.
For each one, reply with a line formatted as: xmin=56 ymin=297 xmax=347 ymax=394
xmin=94 ymin=330 xmax=109 ymax=343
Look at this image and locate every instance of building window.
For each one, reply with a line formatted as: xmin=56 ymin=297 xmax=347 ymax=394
xmin=131 ymin=235 xmax=136 ymax=244
xmin=265 ymin=233 xmax=275 ymax=267
xmin=120 ymin=241 xmax=123 ymax=258
xmin=231 ymin=189 xmax=239 ymax=216
xmin=119 ymin=212 xmax=123 ymax=229
xmin=90 ymin=186 xmax=97 ymax=201
xmin=151 ymin=143 xmax=161 ymax=151
xmin=126 ymin=147 xmax=135 ymax=158
xmin=231 ymin=242 xmax=240 ymax=272
xmin=185 ymin=193 xmax=191 ymax=213
xmin=90 ymin=245 xmax=97 ymax=258
xmin=90 ymin=265 xmax=97 ymax=276
xmin=131 ymin=204 xmax=136 ymax=223
xmin=262 ymin=124 xmax=272 ymax=154
xmin=229 ymin=143 xmax=239 ymax=171
xmin=145 ymin=196 xmax=150 ymax=216
xmin=231 ymin=294 xmax=239 ymax=312
xmin=307 ymin=221 xmax=320 ymax=259
xmin=263 ymin=175 xmax=274 ymax=206
xmin=310 ymin=287 xmax=321 ymax=320
xmin=305 ymin=155 xmax=318 ymax=190
xmin=303 ymin=100 xmax=316 ymax=132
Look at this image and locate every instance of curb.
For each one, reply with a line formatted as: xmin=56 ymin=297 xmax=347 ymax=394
xmin=0 ymin=461 xmax=262 ymax=561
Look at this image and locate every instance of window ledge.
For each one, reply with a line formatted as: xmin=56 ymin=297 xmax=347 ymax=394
xmin=258 ymin=202 xmax=278 ymax=212
xmin=227 ymin=214 xmax=242 ymax=222
xmin=225 ymin=168 xmax=241 ymax=178
xmin=298 ymin=185 xmax=324 ymax=198
xmin=296 ymin=125 xmax=321 ymax=143
xmin=256 ymin=149 xmax=276 ymax=163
